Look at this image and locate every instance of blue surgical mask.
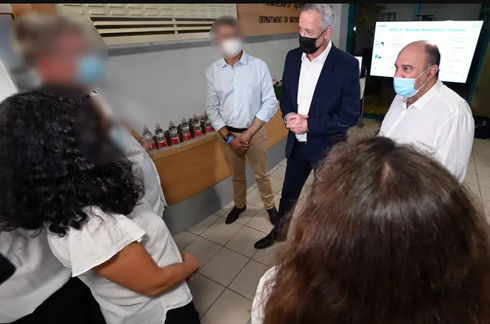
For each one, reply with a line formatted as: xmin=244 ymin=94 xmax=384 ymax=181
xmin=77 ymin=55 xmax=105 ymax=85
xmin=393 ymin=66 xmax=432 ymax=98
xmin=109 ymin=122 xmax=127 ymax=152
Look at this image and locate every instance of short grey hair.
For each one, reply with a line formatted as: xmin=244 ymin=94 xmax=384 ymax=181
xmin=302 ymin=4 xmax=336 ymax=30
xmin=209 ymin=15 xmax=241 ymax=41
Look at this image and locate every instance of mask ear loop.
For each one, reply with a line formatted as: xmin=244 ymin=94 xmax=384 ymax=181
xmin=414 ymin=65 xmax=435 ymax=91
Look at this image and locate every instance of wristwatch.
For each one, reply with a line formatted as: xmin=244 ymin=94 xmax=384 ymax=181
xmin=223 ymin=134 xmax=231 ymax=143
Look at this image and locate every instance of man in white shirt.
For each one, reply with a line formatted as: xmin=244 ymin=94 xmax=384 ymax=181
xmin=379 ymin=41 xmax=474 ymax=183
xmin=206 ymin=16 xmax=279 ymax=225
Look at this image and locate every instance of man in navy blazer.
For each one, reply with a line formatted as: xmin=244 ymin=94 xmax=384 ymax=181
xmin=254 ymin=4 xmax=361 ymax=249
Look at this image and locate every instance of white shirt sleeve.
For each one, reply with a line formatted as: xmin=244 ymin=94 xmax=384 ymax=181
xmin=434 ymin=110 xmax=474 ymax=183
xmin=48 ymin=207 xmax=146 ymax=277
xmin=251 ymin=267 xmax=277 ymax=324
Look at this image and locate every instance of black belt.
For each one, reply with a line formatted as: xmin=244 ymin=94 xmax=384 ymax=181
xmin=227 ymin=126 xmax=248 ymax=133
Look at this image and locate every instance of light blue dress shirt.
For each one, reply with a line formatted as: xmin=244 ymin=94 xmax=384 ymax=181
xmin=205 ymin=52 xmax=278 ymax=131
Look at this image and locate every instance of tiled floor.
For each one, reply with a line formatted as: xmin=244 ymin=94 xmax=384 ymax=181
xmin=172 ymin=119 xmax=490 ymax=323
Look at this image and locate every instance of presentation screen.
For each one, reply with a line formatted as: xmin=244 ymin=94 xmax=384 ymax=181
xmin=370 ymin=20 xmax=483 ymax=83
xmin=355 ymin=56 xmax=362 ymax=76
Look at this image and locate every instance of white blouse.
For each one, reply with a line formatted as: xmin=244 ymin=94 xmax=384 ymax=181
xmin=0 ymin=230 xmax=71 ymax=323
xmin=251 ymin=267 xmax=277 ymax=324
xmin=47 ymin=199 xmax=192 ymax=324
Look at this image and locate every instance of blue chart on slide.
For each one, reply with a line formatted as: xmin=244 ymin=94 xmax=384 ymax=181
xmin=370 ymin=21 xmax=484 ymax=83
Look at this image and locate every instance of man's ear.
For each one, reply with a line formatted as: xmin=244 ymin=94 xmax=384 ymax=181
xmin=428 ymin=65 xmax=439 ymax=81
xmin=325 ymin=26 xmax=334 ymax=42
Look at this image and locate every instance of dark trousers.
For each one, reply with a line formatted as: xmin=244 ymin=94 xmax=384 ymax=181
xmin=13 ymin=277 xmax=106 ymax=324
xmin=277 ymin=141 xmax=317 ymax=230
xmin=165 ymin=301 xmax=201 ymax=324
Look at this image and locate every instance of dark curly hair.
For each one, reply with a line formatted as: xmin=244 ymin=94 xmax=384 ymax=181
xmin=0 ymin=90 xmax=144 ymax=236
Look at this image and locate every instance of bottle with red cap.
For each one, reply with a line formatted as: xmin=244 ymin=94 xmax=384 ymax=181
xmin=168 ymin=121 xmax=180 ymax=147
xmin=193 ymin=114 xmax=203 ymax=138
xmin=154 ymin=123 xmax=167 ymax=150
xmin=142 ymin=126 xmax=156 ymax=151
xmin=181 ymin=117 xmax=191 ymax=142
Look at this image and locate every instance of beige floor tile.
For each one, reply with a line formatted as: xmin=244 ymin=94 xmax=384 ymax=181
xmin=183 ymin=236 xmax=222 ymax=267
xmin=279 ymin=159 xmax=287 ymax=166
xmin=270 ymin=166 xmax=286 ymax=179
xmin=215 ymin=207 xmax=231 ymax=216
xmin=478 ymin=175 xmax=490 ymax=188
xmin=464 ymin=172 xmax=479 ymax=185
xmin=480 ymin=186 xmax=490 ymax=201
xmin=467 ymin=162 xmax=476 ymax=174
xmin=187 ymin=215 xmax=220 ymax=235
xmin=476 ymin=158 xmax=490 ymax=169
xmin=234 ymin=204 xmax=262 ymax=225
xmin=269 ymin=176 xmax=284 ymax=194
xmin=200 ymin=248 xmax=249 ymax=286
xmin=225 ymin=226 xmax=267 ymax=258
xmin=247 ymin=186 xmax=256 ymax=194
xmin=188 ymin=274 xmax=225 ymax=318
xmin=247 ymin=209 xmax=274 ymax=234
xmin=482 ymin=199 xmax=490 ymax=216
xmin=246 ymin=188 xmax=264 ymax=207
xmin=201 ymin=217 xmax=244 ymax=245
xmin=466 ymin=184 xmax=482 ymax=200
xmin=252 ymin=242 xmax=284 ymax=267
xmin=200 ymin=289 xmax=251 ymax=324
xmin=473 ymin=146 xmax=490 ymax=159
xmin=172 ymin=231 xmax=197 ymax=250
xmin=229 ymin=260 xmax=270 ymax=300
xmin=476 ymin=163 xmax=490 ymax=176
xmin=267 ymin=165 xmax=280 ymax=175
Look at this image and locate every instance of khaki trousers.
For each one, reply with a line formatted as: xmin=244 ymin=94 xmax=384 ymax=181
xmin=221 ymin=127 xmax=275 ymax=210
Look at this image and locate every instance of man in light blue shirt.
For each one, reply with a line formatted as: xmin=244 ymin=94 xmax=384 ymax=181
xmin=206 ymin=15 xmax=278 ymax=225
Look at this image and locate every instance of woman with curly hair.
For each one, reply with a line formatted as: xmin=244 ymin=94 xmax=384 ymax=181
xmin=0 ymin=91 xmax=200 ymax=324
xmin=252 ymin=136 xmax=490 ymax=324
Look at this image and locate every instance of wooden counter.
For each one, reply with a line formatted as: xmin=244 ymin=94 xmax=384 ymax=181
xmin=151 ymin=107 xmax=288 ymax=205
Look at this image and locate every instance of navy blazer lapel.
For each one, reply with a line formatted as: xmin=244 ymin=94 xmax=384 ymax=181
xmin=309 ymin=45 xmax=338 ymax=113
xmin=290 ymin=51 xmax=302 ymax=113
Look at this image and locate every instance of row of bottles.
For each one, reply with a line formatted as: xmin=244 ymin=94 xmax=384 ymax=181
xmin=142 ymin=112 xmax=215 ymax=151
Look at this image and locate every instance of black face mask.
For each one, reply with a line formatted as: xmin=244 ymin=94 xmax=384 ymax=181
xmin=299 ymin=30 xmax=326 ymax=54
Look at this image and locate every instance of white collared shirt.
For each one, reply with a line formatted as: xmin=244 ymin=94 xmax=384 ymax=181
xmin=206 ymin=52 xmax=278 ymax=131
xmin=296 ymin=41 xmax=332 ymax=142
xmin=379 ymin=79 xmax=474 ymax=183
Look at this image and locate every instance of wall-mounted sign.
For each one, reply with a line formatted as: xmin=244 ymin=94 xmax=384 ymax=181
xmin=237 ymin=3 xmax=303 ymax=36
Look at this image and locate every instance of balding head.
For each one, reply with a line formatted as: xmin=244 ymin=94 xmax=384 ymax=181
xmin=394 ymin=40 xmax=440 ymax=94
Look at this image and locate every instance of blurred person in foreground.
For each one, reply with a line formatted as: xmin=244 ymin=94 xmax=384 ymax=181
xmin=206 ymin=15 xmax=278 ymax=225
xmin=0 ymin=91 xmax=201 ymax=324
xmin=12 ymin=12 xmax=166 ymax=216
xmin=254 ymin=4 xmax=361 ymax=249
xmin=251 ymin=136 xmax=490 ymax=324
xmin=379 ymin=40 xmax=474 ymax=183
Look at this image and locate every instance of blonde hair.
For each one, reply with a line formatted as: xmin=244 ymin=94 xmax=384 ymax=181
xmin=12 ymin=12 xmax=96 ymax=67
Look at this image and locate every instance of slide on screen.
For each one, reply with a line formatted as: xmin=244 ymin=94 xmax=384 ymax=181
xmin=370 ymin=20 xmax=484 ymax=83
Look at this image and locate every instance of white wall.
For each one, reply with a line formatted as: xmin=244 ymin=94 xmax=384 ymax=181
xmin=103 ymin=34 xmax=298 ymax=132
xmin=102 ymin=4 xmax=348 ymax=133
